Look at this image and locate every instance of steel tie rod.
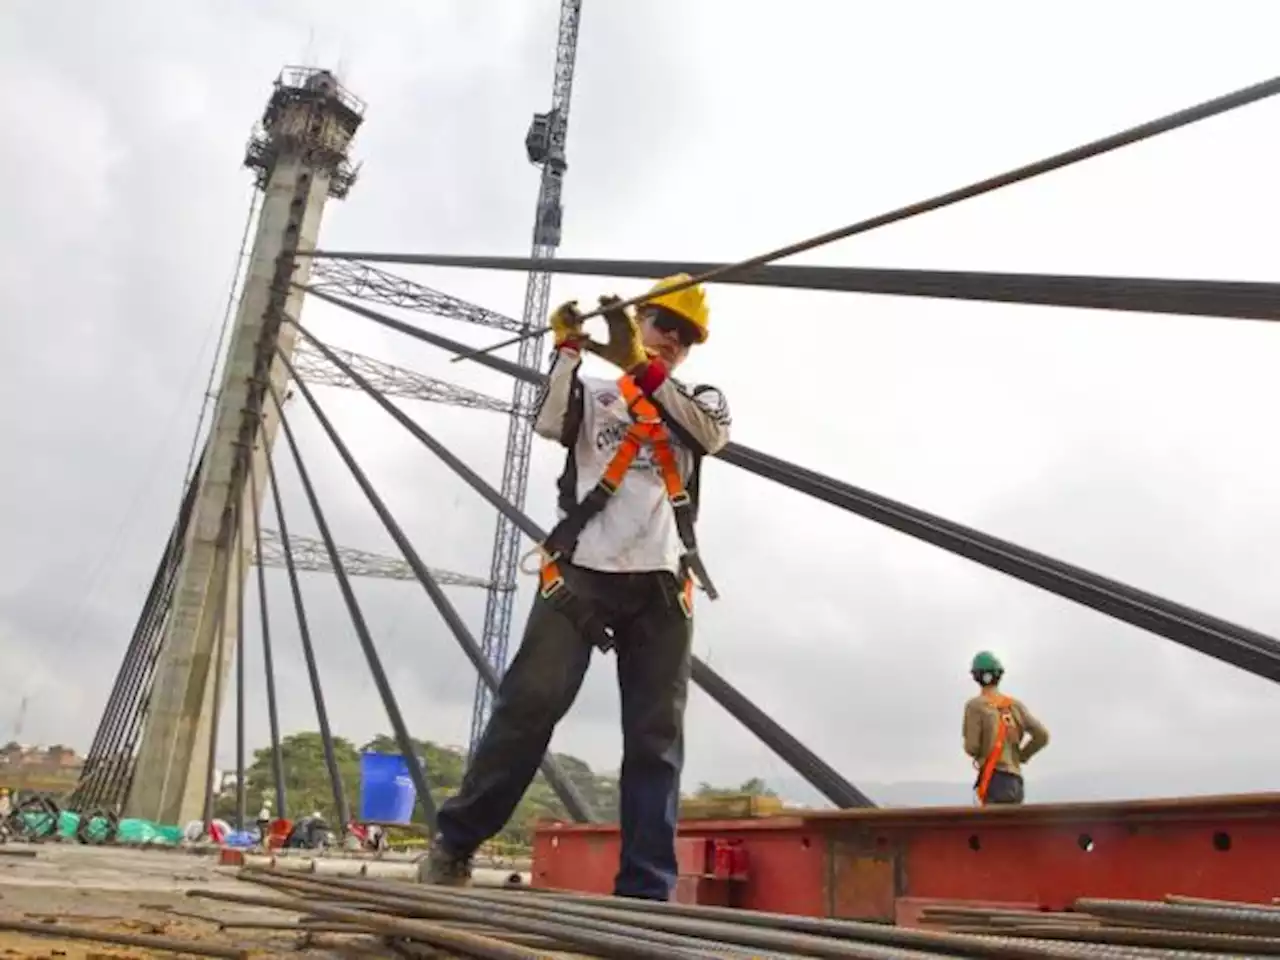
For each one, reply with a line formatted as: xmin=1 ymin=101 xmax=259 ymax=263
xmin=273 ymin=345 xmax=597 ymax=823
xmin=263 ymin=424 xmax=352 ymax=828
xmin=248 ymin=453 xmax=289 ymax=814
xmin=301 ymin=287 xmax=1280 ymax=688
xmin=267 ymin=378 xmax=441 ymax=831
xmin=420 ymin=70 xmax=1280 ymax=360
xmin=300 ymin=253 xmax=1280 ymax=324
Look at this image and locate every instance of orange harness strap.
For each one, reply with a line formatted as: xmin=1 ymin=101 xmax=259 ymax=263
xmin=975 ymin=693 xmax=1016 ymax=805
xmin=537 ymin=374 xmax=700 ymax=623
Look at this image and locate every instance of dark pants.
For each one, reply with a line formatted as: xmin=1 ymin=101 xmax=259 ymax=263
xmin=436 ymin=565 xmax=693 ymax=900
xmin=983 ymin=770 xmax=1025 ymax=805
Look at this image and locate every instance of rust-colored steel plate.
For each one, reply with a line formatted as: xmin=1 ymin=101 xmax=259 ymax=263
xmin=532 ymin=793 xmax=1280 ymax=919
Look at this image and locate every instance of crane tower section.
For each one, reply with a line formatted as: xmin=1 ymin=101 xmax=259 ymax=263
xmin=126 ymin=68 xmax=364 ymax=825
xmin=470 ymin=0 xmax=583 ymax=756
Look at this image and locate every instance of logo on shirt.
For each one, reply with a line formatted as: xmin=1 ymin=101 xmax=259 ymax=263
xmin=594 ymin=421 xmax=628 ymax=450
xmin=593 ymin=422 xmax=658 ymax=471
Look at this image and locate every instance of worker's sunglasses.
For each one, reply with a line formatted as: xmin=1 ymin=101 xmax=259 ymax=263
xmin=641 ymin=307 xmax=699 ymax=348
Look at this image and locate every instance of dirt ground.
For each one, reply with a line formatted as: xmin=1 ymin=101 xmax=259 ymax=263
xmin=0 ymin=845 xmax=388 ymax=959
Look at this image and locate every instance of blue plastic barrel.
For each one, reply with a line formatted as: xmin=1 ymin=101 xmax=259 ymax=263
xmin=359 ymin=751 xmax=417 ymax=823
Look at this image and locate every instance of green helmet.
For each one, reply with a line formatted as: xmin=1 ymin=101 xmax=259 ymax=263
xmin=971 ymin=650 xmax=1004 ymax=682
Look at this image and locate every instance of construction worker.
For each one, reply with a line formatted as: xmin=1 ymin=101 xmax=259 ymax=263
xmin=963 ymin=651 xmax=1050 ymax=805
xmin=255 ymin=800 xmax=272 ymax=847
xmin=422 ymin=275 xmax=730 ymax=901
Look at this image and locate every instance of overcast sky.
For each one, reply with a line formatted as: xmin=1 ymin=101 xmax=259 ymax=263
xmin=4 ymin=1 xmax=1280 ymax=807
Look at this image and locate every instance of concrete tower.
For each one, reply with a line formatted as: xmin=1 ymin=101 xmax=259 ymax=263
xmin=126 ymin=68 xmax=364 ymax=825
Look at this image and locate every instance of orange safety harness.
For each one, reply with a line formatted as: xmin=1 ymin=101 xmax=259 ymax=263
xmin=974 ymin=692 xmax=1017 ymax=805
xmin=534 ymin=372 xmax=718 ymax=649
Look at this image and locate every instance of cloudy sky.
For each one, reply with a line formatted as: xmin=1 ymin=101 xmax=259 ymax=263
xmin=4 ymin=1 xmax=1280 ymax=808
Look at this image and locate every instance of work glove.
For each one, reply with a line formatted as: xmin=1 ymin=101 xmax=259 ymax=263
xmin=587 ymin=295 xmax=648 ymax=371
xmin=549 ymin=300 xmax=586 ymax=349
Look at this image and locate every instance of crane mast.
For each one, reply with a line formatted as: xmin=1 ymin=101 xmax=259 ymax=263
xmin=469 ymin=0 xmax=583 ymax=757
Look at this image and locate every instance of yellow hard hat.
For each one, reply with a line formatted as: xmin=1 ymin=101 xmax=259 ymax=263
xmin=643 ymin=274 xmax=710 ymax=343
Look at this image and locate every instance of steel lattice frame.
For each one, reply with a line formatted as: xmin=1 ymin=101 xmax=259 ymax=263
xmin=255 ymin=528 xmax=503 ymax=590
xmin=471 ymin=0 xmax=584 ymax=757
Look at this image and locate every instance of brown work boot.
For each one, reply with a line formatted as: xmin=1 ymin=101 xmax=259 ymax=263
xmin=417 ymin=836 xmax=473 ymax=887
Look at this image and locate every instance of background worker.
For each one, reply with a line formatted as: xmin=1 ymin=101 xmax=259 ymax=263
xmin=255 ymin=800 xmax=272 ymax=848
xmin=963 ymin=650 xmax=1049 ymax=805
xmin=422 ymin=275 xmax=731 ymax=901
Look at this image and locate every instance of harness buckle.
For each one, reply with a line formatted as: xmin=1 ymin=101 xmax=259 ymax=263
xmin=682 ymin=550 xmax=720 ymax=602
xmin=669 ymin=490 xmax=692 ymax=508
xmin=540 ymin=572 xmax=566 ymax=600
xmin=678 ymin=583 xmax=694 ymax=619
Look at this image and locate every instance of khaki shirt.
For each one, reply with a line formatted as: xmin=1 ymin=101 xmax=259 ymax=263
xmin=963 ymin=692 xmax=1049 ymax=776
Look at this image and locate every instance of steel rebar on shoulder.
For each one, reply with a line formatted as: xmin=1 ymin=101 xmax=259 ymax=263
xmin=274 ymin=347 xmax=595 ymax=822
xmin=287 ymin=318 xmax=873 ymax=810
xmin=305 ymin=288 xmax=1280 ymax=688
xmin=268 ymin=380 xmax=440 ymax=830
xmin=424 ymin=70 xmax=1280 ymax=358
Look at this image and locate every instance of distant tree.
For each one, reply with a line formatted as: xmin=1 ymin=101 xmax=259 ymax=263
xmin=213 ymin=731 xmax=362 ymax=826
xmin=736 ymin=776 xmax=778 ymax=798
xmin=692 ymin=777 xmax=778 ymax=799
xmin=211 ymin=729 xmax=774 ymax=849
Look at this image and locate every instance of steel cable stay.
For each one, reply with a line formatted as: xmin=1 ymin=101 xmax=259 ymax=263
xmin=73 ymin=569 xmax=165 ymax=809
xmin=421 ymin=70 xmax=1280 ymax=360
xmin=286 ymin=318 xmax=875 ymax=810
xmin=77 ymin=584 xmax=157 ymax=795
xmin=247 ymin=451 xmax=289 ymax=818
xmin=304 ymin=252 xmax=1280 ymax=324
xmin=75 ymin=453 xmax=203 ymax=812
xmin=77 ymin=477 xmax=192 ymax=807
xmin=233 ymin=482 xmax=248 ymax=832
xmin=110 ymin=556 xmax=185 ymax=812
xmin=300 ymin=289 xmax=1280 ymax=688
xmin=263 ymin=424 xmax=353 ymax=830
xmin=267 ymin=378 xmax=442 ymax=832
xmin=198 ymin=494 xmax=240 ymax=836
xmin=272 ymin=347 xmax=597 ymax=823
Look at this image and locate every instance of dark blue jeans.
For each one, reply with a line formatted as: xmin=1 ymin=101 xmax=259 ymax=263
xmin=984 ymin=769 xmax=1025 ymax=804
xmin=436 ymin=565 xmax=693 ymax=900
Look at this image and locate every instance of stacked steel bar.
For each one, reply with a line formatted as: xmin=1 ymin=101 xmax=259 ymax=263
xmin=920 ymin=895 xmax=1280 ymax=955
xmin=187 ymin=869 xmax=1280 ymax=958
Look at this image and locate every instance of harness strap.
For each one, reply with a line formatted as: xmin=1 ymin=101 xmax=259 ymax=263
xmin=539 ymin=372 xmax=719 ymax=606
xmin=975 ymin=693 xmax=1016 ymax=805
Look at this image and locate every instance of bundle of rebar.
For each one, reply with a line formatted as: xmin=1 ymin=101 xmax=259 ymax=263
xmin=918 ymin=895 xmax=1280 ymax=956
xmin=184 ymin=868 xmax=1280 ymax=958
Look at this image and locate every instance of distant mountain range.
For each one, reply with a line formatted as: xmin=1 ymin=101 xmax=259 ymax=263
xmin=768 ymin=764 xmax=1280 ymax=810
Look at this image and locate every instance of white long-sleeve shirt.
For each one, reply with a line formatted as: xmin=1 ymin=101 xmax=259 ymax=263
xmin=533 ymin=349 xmax=731 ymax=575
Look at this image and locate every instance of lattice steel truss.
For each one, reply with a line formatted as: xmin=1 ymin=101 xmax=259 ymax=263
xmin=471 ymin=0 xmax=584 ymax=757
xmin=309 ymin=259 xmax=521 ymax=332
xmin=293 ymin=339 xmax=519 ymax=417
xmin=256 ymin=528 xmax=501 ymax=590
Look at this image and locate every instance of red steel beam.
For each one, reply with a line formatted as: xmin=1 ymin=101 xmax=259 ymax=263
xmin=530 ymin=792 xmax=1280 ymax=921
